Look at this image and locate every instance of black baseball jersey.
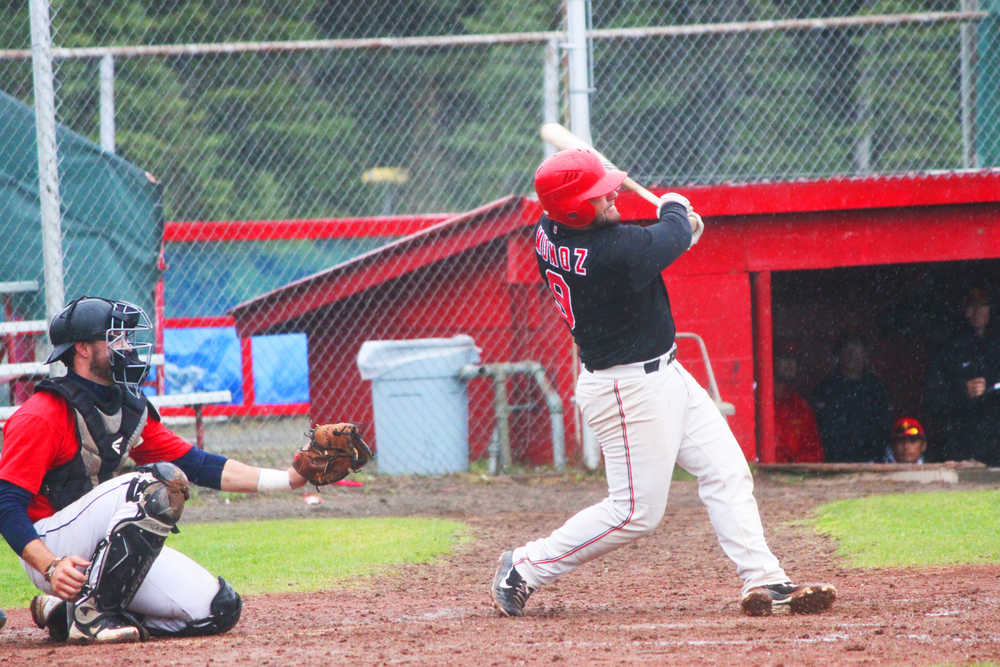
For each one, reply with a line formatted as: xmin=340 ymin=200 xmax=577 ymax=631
xmin=534 ymin=201 xmax=692 ymax=371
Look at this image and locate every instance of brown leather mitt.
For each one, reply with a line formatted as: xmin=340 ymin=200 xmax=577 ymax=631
xmin=293 ymin=423 xmax=374 ymax=486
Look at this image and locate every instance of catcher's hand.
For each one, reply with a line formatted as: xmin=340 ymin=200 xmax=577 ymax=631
xmin=293 ymin=422 xmax=374 ymax=486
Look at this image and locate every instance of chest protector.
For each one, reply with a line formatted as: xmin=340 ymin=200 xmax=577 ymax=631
xmin=36 ymin=376 xmax=156 ymax=511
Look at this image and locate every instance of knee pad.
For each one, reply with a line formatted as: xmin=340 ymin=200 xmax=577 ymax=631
xmin=208 ymin=577 xmax=243 ymax=635
xmin=147 ymin=576 xmax=242 ymax=638
xmin=132 ymin=461 xmax=190 ymax=528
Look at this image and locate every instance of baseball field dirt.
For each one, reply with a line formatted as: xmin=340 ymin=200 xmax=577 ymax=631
xmin=2 ymin=469 xmax=998 ymax=665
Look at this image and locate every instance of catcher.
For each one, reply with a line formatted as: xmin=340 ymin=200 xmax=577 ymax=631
xmin=0 ymin=296 xmax=371 ymax=643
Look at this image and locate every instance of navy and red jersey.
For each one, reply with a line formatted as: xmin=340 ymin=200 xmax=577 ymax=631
xmin=534 ymin=201 xmax=692 ymax=371
xmin=0 ymin=391 xmax=193 ymax=521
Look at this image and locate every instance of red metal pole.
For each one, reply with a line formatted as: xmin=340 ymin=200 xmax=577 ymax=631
xmin=194 ymin=405 xmax=205 ymax=449
xmin=154 ymin=277 xmax=166 ymax=395
xmin=240 ymin=336 xmax=255 ymax=407
xmin=752 ymin=270 xmax=775 ymax=463
xmin=155 ymin=240 xmax=167 ymax=395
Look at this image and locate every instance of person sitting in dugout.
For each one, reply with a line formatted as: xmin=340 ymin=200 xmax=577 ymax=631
xmin=0 ymin=296 xmax=368 ymax=643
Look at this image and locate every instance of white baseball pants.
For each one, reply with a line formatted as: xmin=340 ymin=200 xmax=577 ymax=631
xmin=23 ymin=472 xmax=221 ymax=633
xmin=512 ymin=351 xmax=789 ymax=596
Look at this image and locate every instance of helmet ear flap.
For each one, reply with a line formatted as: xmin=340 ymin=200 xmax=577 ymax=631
xmin=563 ymin=199 xmax=596 ymax=227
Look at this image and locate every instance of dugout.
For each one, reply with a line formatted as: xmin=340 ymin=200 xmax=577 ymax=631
xmin=645 ymin=171 xmax=1000 ymax=463
xmin=230 ymin=170 xmax=1000 ymax=466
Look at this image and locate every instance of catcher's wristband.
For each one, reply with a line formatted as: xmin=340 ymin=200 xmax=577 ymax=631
xmin=257 ymin=468 xmax=292 ymax=493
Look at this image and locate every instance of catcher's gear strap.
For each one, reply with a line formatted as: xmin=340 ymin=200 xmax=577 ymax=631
xmin=146 ymin=576 xmax=242 ymax=638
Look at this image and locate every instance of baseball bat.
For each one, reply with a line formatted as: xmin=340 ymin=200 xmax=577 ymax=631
xmin=539 ymin=122 xmax=662 ymax=209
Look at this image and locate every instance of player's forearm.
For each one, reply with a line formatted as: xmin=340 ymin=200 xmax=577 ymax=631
xmin=219 ymin=459 xmax=308 ymax=493
xmin=634 ymin=203 xmax=691 ymax=277
xmin=20 ymin=538 xmax=58 ymax=577
xmin=0 ymin=481 xmax=42 ymax=556
xmin=22 ymin=538 xmax=91 ymax=600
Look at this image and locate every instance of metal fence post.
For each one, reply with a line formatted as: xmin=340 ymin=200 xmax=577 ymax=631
xmin=28 ymin=0 xmax=66 ymax=351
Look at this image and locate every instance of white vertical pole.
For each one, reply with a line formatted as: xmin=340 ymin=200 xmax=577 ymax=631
xmin=29 ymin=0 xmax=66 ymax=353
xmin=855 ymin=41 xmax=872 ymax=174
xmin=543 ymin=38 xmax=559 ymax=157
xmin=100 ymin=53 xmax=116 ymax=154
xmin=565 ymin=0 xmax=592 ymax=144
xmin=960 ymin=0 xmax=978 ymax=169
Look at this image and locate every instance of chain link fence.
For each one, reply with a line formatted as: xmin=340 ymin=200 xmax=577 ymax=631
xmin=1 ymin=1 xmax=997 ymax=471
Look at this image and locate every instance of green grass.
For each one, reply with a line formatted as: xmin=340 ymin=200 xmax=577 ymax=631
xmin=0 ymin=516 xmax=469 ymax=608
xmin=812 ymin=489 xmax=1000 ymax=568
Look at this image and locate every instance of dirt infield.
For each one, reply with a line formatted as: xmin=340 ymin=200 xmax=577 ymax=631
xmin=2 ymin=470 xmax=999 ymax=665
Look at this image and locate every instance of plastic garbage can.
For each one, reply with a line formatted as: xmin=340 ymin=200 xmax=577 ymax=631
xmin=357 ymin=335 xmax=480 ymax=475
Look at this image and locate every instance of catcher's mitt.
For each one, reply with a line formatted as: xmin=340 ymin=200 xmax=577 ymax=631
xmin=293 ymin=422 xmax=373 ymax=486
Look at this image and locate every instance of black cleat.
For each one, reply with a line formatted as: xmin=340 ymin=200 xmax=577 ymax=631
xmin=31 ymin=595 xmax=69 ymax=641
xmin=490 ymin=551 xmax=535 ymax=617
xmin=68 ymin=601 xmax=147 ymax=644
xmin=740 ymin=581 xmax=837 ymax=617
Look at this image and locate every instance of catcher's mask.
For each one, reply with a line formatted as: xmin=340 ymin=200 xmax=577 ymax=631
xmin=534 ymin=148 xmax=626 ymax=228
xmin=46 ymin=296 xmax=154 ymax=398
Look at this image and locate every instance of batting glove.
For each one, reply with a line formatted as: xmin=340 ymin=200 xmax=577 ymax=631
xmin=659 ymin=193 xmax=704 ymax=248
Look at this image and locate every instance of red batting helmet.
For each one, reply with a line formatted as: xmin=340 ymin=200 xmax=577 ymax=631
xmin=534 ymin=148 xmax=627 ymax=228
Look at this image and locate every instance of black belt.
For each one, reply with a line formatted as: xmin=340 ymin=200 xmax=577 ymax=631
xmin=584 ymin=347 xmax=676 ymax=374
xmin=643 ymin=348 xmax=677 ymax=374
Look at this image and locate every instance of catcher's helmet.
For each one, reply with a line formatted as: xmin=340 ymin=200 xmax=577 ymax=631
xmin=46 ymin=296 xmax=153 ymax=398
xmin=534 ymin=148 xmax=626 ymax=228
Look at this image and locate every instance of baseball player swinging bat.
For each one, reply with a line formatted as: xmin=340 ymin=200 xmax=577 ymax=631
xmin=539 ymin=122 xmax=662 ymax=209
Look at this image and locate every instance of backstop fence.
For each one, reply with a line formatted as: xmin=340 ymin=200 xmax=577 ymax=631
xmin=1 ymin=1 xmax=996 ymax=471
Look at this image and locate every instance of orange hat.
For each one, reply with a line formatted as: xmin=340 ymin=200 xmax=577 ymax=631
xmin=891 ymin=417 xmax=925 ymax=440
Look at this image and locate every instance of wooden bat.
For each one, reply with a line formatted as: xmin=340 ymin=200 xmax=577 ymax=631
xmin=539 ymin=122 xmax=662 ymax=209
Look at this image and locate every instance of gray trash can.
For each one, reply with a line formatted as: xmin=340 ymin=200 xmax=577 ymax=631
xmin=357 ymin=335 xmax=481 ymax=475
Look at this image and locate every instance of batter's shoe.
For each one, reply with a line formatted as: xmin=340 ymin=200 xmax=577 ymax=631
xmin=0 ymin=608 xmax=6 ymax=631
xmin=491 ymin=551 xmax=535 ymax=617
xmin=30 ymin=594 xmax=69 ymax=641
xmin=740 ymin=582 xmax=837 ymax=617
xmin=68 ymin=600 xmax=148 ymax=644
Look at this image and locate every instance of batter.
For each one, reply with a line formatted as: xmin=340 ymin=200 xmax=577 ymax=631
xmin=491 ymin=148 xmax=837 ymax=617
